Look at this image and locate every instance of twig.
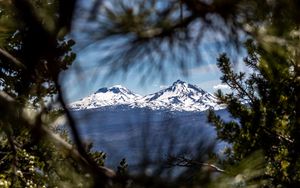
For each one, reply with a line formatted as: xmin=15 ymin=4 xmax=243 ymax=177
xmin=0 ymin=48 xmax=26 ymax=69
xmin=168 ymin=156 xmax=225 ymax=173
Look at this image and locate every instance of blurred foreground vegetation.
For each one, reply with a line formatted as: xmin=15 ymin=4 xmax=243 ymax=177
xmin=0 ymin=0 xmax=299 ymax=187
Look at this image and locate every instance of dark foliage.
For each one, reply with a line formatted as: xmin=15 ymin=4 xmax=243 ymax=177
xmin=209 ymin=39 xmax=300 ymax=186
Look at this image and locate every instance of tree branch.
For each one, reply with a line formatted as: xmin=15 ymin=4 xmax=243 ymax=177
xmin=0 ymin=91 xmax=116 ymax=180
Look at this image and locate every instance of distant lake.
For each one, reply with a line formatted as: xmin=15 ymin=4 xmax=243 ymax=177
xmin=71 ymin=107 xmax=231 ymax=171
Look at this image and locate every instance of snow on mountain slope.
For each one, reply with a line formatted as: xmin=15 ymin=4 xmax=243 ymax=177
xmin=69 ymin=80 xmax=224 ymax=111
xmin=69 ymin=85 xmax=141 ymax=110
xmin=137 ymin=80 xmax=221 ymax=111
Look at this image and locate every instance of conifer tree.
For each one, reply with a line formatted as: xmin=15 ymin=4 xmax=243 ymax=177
xmin=208 ymin=39 xmax=300 ymax=186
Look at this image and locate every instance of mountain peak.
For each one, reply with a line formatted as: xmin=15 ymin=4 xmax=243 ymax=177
xmin=173 ymin=80 xmax=186 ymax=85
xmin=169 ymin=80 xmax=189 ymax=92
xmin=110 ymin=85 xmax=125 ymax=89
xmin=169 ymin=80 xmax=206 ymax=94
xmin=95 ymin=85 xmax=131 ymax=94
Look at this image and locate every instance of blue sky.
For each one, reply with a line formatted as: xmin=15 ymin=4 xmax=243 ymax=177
xmin=60 ymin=0 xmax=247 ymax=103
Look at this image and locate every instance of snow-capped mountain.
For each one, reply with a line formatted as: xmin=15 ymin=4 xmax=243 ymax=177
xmin=138 ymin=80 xmax=221 ymax=111
xmin=69 ymin=80 xmax=224 ymax=111
xmin=69 ymin=85 xmax=141 ymax=109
